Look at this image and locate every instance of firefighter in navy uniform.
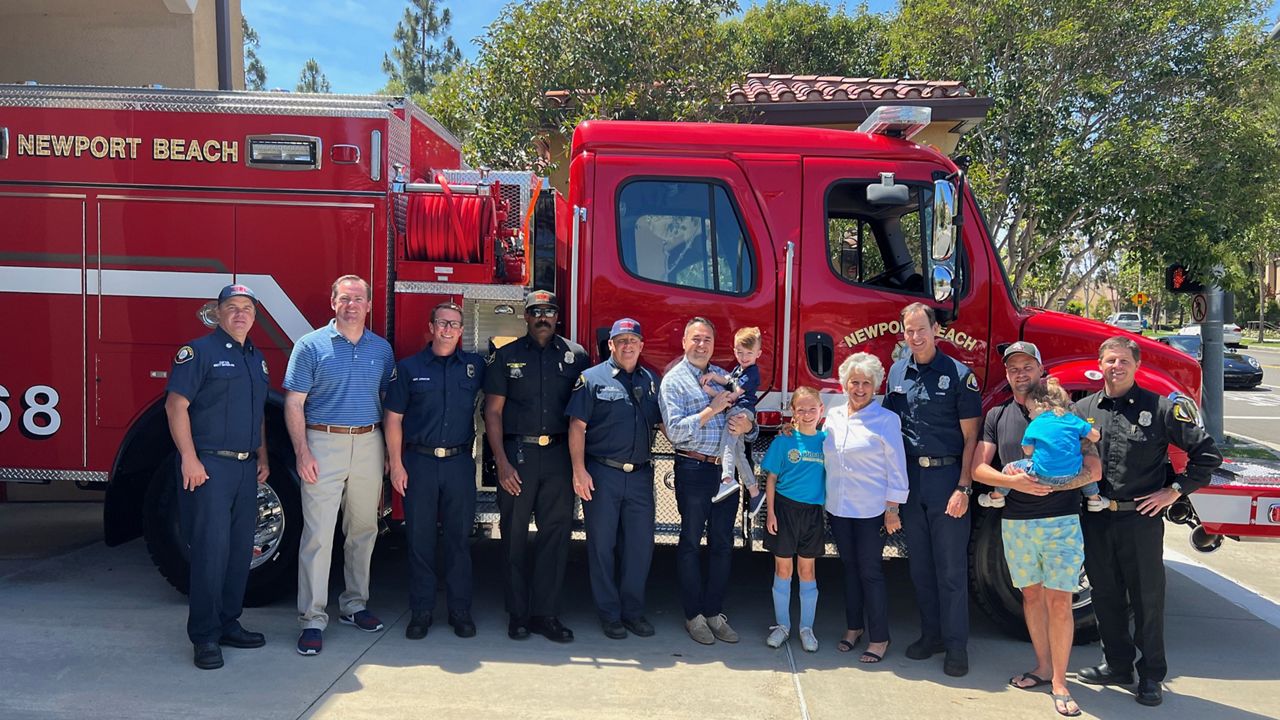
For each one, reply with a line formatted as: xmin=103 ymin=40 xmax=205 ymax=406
xmin=566 ymin=318 xmax=664 ymax=639
xmin=384 ymin=302 xmax=486 ymax=640
xmin=483 ymin=290 xmax=588 ymax=642
xmin=164 ymin=284 xmax=270 ymax=670
xmin=1073 ymin=336 xmax=1221 ymax=707
xmin=882 ymin=303 xmax=983 ymax=678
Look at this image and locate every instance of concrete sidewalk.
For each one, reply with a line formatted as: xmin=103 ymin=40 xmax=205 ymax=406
xmin=1 ymin=511 xmax=1278 ymax=719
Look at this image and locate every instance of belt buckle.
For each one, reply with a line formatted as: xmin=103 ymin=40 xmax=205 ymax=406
xmin=537 ymin=435 xmax=550 ymax=447
xmin=345 ymin=426 xmax=357 ymax=434
xmin=236 ymin=452 xmax=250 ymax=461
xmin=918 ymin=456 xmax=931 ymax=468
xmin=1108 ymin=500 xmax=1119 ymax=512
xmin=433 ymin=447 xmax=447 ymax=458
xmin=622 ymin=462 xmax=635 ymax=472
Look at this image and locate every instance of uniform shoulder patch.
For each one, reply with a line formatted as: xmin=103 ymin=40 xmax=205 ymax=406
xmin=1170 ymin=393 xmax=1200 ymax=425
xmin=486 ymin=352 xmax=497 ymax=366
xmin=390 ymin=366 xmax=398 ymax=382
xmin=261 ymin=359 xmax=269 ymax=376
xmin=175 ymin=345 xmax=195 ymax=364
xmin=965 ymin=373 xmax=980 ymax=392
xmin=573 ymin=373 xmax=586 ymax=391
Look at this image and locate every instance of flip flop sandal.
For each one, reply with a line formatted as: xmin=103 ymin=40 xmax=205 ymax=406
xmin=860 ymin=648 xmax=886 ymax=664
xmin=1053 ymin=693 xmax=1082 ymax=717
xmin=1009 ymin=672 xmax=1051 ymax=690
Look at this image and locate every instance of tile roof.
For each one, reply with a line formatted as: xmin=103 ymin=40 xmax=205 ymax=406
xmin=726 ymin=73 xmax=973 ymax=104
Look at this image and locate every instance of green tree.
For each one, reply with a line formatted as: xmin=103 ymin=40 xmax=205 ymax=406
xmin=382 ymin=0 xmax=462 ymax=95
xmin=427 ymin=0 xmax=740 ymax=169
xmin=722 ymin=0 xmax=890 ymax=76
xmin=296 ymin=59 xmax=332 ymax=93
xmin=885 ymin=0 xmax=1280 ymax=305
xmin=242 ymin=16 xmax=267 ymax=90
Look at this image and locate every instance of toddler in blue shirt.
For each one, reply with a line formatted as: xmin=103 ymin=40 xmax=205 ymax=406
xmin=703 ymin=327 xmax=764 ymax=518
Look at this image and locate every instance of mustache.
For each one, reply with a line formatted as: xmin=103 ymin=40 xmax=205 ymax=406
xmin=534 ymin=320 xmax=552 ymax=328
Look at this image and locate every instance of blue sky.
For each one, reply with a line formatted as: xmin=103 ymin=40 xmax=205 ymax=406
xmin=246 ymin=0 xmax=1280 ymax=94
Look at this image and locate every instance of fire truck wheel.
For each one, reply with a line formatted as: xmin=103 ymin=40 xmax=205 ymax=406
xmin=968 ymin=509 xmax=1100 ymax=645
xmin=142 ymin=452 xmax=302 ymax=606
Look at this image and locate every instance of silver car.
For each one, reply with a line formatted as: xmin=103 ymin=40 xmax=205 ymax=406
xmin=1106 ymin=312 xmax=1143 ymax=333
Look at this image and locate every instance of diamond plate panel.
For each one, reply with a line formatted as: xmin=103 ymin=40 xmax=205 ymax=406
xmin=0 ymin=467 xmax=108 ymax=483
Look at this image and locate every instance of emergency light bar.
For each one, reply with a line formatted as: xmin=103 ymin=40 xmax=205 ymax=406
xmin=856 ymin=106 xmax=932 ymax=141
xmin=246 ymin=134 xmax=321 ymax=170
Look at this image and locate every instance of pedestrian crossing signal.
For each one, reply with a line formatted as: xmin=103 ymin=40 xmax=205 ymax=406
xmin=1165 ymin=264 xmax=1204 ymax=294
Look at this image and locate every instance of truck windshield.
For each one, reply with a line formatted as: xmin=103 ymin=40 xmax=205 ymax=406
xmin=825 ymin=180 xmax=957 ymax=295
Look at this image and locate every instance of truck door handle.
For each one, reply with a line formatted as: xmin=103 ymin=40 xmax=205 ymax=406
xmin=804 ymin=332 xmax=834 ymax=379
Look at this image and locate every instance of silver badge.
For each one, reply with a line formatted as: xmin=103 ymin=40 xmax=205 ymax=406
xmin=467 ymin=364 xmax=476 ymax=378
xmin=892 ymin=385 xmax=905 ymax=394
xmin=261 ymin=360 xmax=269 ymax=375
xmin=1138 ymin=410 xmax=1152 ymax=427
xmin=564 ymin=351 xmax=575 ymax=364
xmin=509 ymin=367 xmax=523 ymax=379
xmin=937 ymin=376 xmax=950 ymax=390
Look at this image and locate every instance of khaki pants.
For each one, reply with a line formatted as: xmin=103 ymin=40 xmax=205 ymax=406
xmin=297 ymin=429 xmax=384 ymax=630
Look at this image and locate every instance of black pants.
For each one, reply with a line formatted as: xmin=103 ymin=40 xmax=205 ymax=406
xmin=829 ymin=514 xmax=890 ymax=643
xmin=1082 ymin=509 xmax=1167 ymax=681
xmin=497 ymin=441 xmax=574 ymax=619
xmin=902 ymin=463 xmax=970 ymax=650
xmin=177 ymin=454 xmax=256 ymax=644
xmin=581 ymin=459 xmax=655 ymax=623
xmin=403 ymin=451 xmax=476 ymax=616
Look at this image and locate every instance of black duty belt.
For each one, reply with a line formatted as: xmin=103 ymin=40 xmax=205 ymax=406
xmin=912 ymin=455 xmax=958 ymax=468
xmin=676 ymin=449 xmax=721 ymax=465
xmin=406 ymin=443 xmax=469 ymax=459
xmin=590 ymin=456 xmax=650 ymax=473
xmin=199 ymin=450 xmax=256 ymax=462
xmin=506 ymin=433 xmax=565 ymax=447
xmin=1107 ymin=500 xmax=1140 ymax=512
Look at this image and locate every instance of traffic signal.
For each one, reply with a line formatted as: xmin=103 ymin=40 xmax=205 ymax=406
xmin=1166 ymin=264 xmax=1204 ymax=294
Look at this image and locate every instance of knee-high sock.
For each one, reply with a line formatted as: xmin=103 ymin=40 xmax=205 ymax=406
xmin=799 ymin=579 xmax=818 ymax=629
xmin=772 ymin=575 xmax=791 ymax=628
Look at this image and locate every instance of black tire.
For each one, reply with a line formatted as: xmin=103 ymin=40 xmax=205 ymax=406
xmin=143 ymin=452 xmax=301 ymax=607
xmin=968 ymin=508 xmax=1100 ymax=644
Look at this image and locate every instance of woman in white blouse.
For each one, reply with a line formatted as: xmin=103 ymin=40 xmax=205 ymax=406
xmin=823 ymin=352 xmax=909 ymax=663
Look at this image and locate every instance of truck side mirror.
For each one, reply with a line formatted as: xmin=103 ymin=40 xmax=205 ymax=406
xmin=931 ymin=178 xmax=957 ymax=262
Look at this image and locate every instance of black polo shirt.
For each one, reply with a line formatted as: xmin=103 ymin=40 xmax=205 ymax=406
xmin=982 ymin=398 xmax=1080 ymax=520
xmin=483 ymin=333 xmax=587 ymax=436
xmin=384 ymin=344 xmax=485 ymax=448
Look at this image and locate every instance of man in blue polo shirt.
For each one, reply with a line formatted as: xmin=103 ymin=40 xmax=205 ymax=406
xmin=284 ymin=275 xmax=396 ymax=656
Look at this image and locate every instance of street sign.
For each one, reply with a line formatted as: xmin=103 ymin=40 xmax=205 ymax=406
xmin=1132 ymin=292 xmax=1150 ymax=306
xmin=1192 ymin=293 xmax=1208 ymax=323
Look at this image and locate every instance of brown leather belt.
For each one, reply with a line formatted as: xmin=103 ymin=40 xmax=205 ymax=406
xmin=676 ymin=449 xmax=721 ymax=465
xmin=306 ymin=423 xmax=380 ymax=435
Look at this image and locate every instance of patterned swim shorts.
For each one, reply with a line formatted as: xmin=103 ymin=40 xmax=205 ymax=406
xmin=1001 ymin=515 xmax=1084 ymax=592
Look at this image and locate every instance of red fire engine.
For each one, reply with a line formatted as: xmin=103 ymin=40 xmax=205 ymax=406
xmin=2 ymin=85 xmax=1277 ymax=639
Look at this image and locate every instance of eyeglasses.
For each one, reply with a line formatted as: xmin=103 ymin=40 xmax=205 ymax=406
xmin=528 ymin=307 xmax=558 ymax=318
xmin=433 ymin=319 xmax=463 ymax=330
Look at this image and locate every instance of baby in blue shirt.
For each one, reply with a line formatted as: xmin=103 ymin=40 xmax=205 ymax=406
xmin=982 ymin=378 xmax=1106 ymax=512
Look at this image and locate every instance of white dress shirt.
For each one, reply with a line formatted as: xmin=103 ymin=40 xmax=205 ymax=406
xmin=823 ymin=400 xmax=910 ymax=519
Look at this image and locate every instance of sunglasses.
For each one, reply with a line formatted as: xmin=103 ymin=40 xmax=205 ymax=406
xmin=528 ymin=307 xmax=558 ymax=318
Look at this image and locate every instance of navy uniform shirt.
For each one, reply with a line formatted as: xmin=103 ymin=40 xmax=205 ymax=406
xmin=1074 ymin=383 xmax=1221 ymax=500
xmin=165 ymin=326 xmax=269 ymax=453
xmin=384 ymin=344 xmax=486 ymax=448
xmin=565 ymin=357 xmax=662 ymax=465
xmin=483 ymin=333 xmax=588 ymax=435
xmin=884 ymin=348 xmax=983 ymax=458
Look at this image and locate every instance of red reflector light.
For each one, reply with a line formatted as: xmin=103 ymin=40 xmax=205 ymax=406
xmin=330 ymin=145 xmax=360 ymax=164
xmin=1269 ymin=504 xmax=1280 ymax=523
xmin=756 ymin=410 xmax=782 ymax=428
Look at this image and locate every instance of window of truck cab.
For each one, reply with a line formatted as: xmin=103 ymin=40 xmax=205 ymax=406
xmin=615 ymin=178 xmax=756 ymax=296
xmin=824 ymin=179 xmax=964 ymax=297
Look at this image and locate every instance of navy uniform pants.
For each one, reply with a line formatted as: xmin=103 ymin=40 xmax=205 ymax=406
xmin=497 ymin=441 xmax=574 ymax=619
xmin=674 ymin=455 xmax=736 ymax=621
xmin=177 ymin=453 xmax=257 ymax=644
xmin=1082 ymin=509 xmax=1167 ymax=681
xmin=581 ymin=459 xmax=655 ymax=623
xmin=901 ymin=463 xmax=970 ymax=650
xmin=403 ymin=451 xmax=477 ymax=616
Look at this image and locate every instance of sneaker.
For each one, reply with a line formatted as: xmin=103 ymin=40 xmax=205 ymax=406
xmin=339 ymin=610 xmax=384 ymax=633
xmin=296 ymin=628 xmax=323 ymax=656
xmin=706 ymin=613 xmax=739 ymax=643
xmin=685 ymin=614 xmax=715 ymax=645
xmin=747 ymin=491 xmax=766 ymax=519
xmin=977 ymin=492 xmax=1005 ymax=508
xmin=712 ymin=479 xmax=740 ymax=503
xmin=1087 ymin=495 xmax=1108 ymax=512
xmin=766 ymin=625 xmax=790 ymax=648
xmin=799 ymin=626 xmax=819 ymax=653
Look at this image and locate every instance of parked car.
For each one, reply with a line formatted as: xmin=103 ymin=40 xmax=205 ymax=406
xmin=1157 ymin=335 xmax=1263 ymax=389
xmin=1177 ymin=322 xmax=1243 ymax=345
xmin=1106 ymin=312 xmax=1143 ymax=333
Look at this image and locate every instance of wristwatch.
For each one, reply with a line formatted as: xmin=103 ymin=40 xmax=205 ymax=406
xmin=955 ymin=485 xmax=973 ymax=496
xmin=1171 ymin=481 xmax=1184 ymax=495
xmin=885 ymin=505 xmax=900 ymax=515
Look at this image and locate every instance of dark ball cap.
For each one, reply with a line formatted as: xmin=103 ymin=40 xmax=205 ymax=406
xmin=218 ymin=284 xmax=257 ymax=305
xmin=609 ymin=317 xmax=642 ymax=339
xmin=525 ymin=289 xmax=557 ymax=309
